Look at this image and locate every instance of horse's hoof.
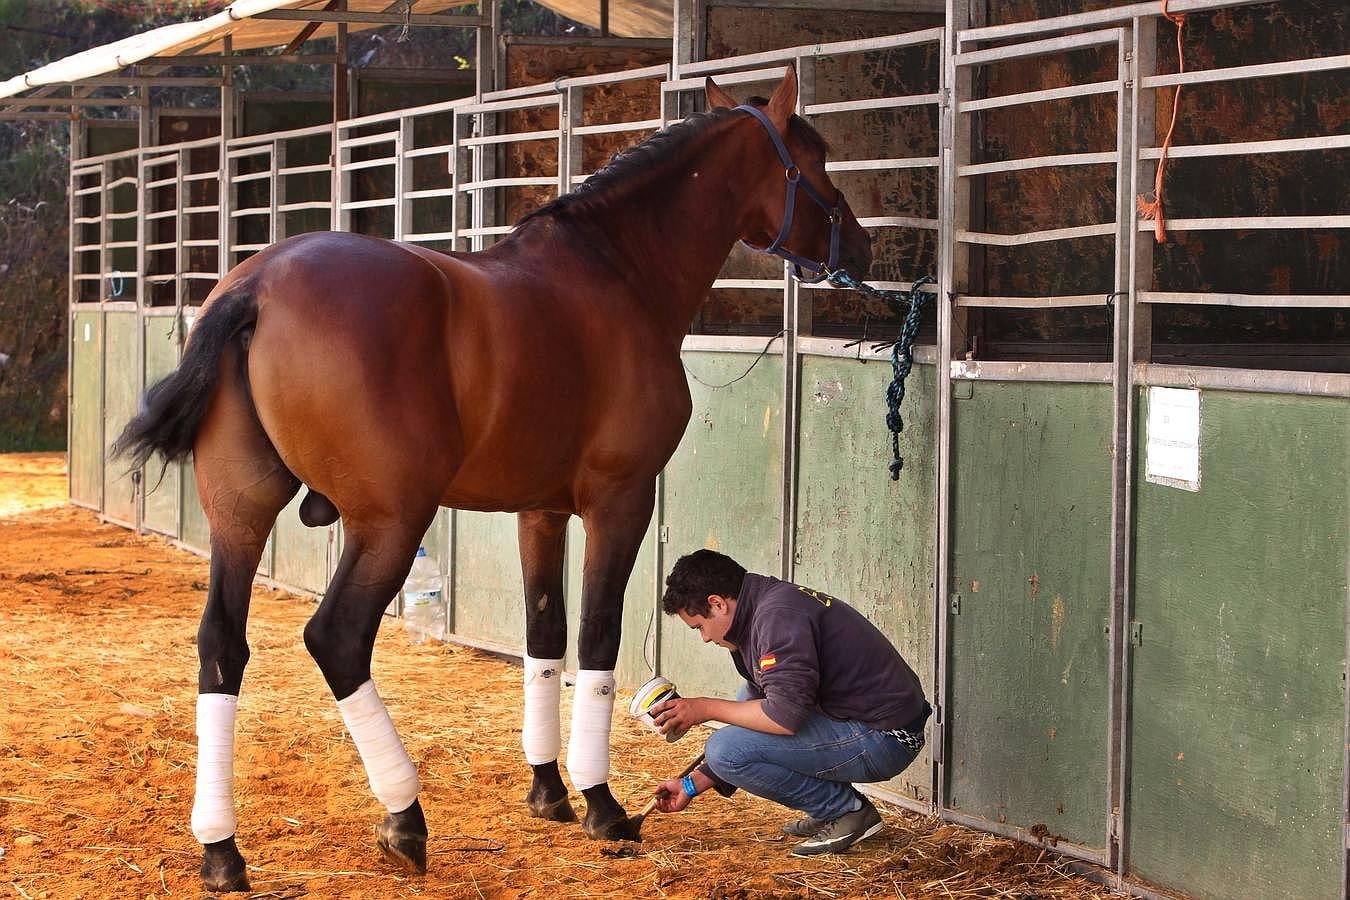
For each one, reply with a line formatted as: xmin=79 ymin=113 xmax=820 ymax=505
xmin=376 ymin=819 xmax=428 ymax=875
xmin=526 ymin=792 xmax=578 ymax=822
xmin=582 ymin=812 xmax=642 ymax=842
xmin=376 ymin=802 xmax=428 ymax=875
xmin=200 ymin=836 xmax=251 ymax=893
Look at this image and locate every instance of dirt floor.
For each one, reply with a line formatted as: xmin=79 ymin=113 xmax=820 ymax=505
xmin=0 ymin=453 xmax=1126 ymax=899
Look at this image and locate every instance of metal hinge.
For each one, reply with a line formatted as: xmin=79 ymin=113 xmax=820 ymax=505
xmin=658 ymin=525 xmax=670 ymax=543
xmin=949 ymin=593 xmax=961 ymax=615
xmin=1129 ymin=621 xmax=1143 ymax=647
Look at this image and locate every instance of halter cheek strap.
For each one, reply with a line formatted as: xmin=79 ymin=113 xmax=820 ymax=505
xmin=734 ymin=104 xmax=843 ymax=284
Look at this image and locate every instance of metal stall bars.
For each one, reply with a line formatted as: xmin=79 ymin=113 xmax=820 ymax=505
xmin=941 ymin=14 xmax=1135 ymax=870
xmin=66 ymin=145 xmax=142 ymax=526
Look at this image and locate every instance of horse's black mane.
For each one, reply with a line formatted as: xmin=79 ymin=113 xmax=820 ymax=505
xmin=518 ymin=99 xmax=829 ymax=225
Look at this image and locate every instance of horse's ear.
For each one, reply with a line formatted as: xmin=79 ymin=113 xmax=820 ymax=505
xmin=705 ymin=76 xmax=737 ymax=110
xmin=764 ymin=63 xmax=798 ymax=131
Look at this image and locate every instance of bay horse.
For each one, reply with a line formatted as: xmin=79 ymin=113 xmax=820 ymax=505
xmin=115 ymin=67 xmax=870 ymax=893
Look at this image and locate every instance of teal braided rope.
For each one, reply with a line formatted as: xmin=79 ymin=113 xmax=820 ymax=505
xmin=826 ymin=271 xmax=936 ymax=480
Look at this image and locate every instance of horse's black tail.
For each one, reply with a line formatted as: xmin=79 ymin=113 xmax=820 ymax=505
xmin=112 ymin=281 xmax=257 ymax=471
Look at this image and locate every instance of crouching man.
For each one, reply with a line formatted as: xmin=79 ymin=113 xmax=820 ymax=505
xmin=649 ymin=549 xmax=930 ymax=857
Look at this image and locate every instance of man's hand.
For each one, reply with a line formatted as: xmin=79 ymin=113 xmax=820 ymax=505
xmin=652 ymin=778 xmax=692 ymax=813
xmin=652 ymin=697 xmax=710 ymax=738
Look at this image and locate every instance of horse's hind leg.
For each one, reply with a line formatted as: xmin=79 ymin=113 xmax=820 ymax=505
xmin=518 ymin=511 xmax=577 ymax=822
xmin=191 ymin=343 xmax=300 ymax=892
xmin=303 ymin=515 xmax=436 ymax=875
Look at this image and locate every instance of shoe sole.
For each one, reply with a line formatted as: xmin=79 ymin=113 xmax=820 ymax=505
xmin=790 ymin=819 xmax=884 ymax=857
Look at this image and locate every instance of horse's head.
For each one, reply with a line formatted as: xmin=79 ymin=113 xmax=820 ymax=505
xmin=706 ymin=66 xmax=873 ymax=283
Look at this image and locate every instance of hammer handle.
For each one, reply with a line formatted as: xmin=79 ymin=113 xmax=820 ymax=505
xmin=639 ymin=752 xmax=707 ymax=816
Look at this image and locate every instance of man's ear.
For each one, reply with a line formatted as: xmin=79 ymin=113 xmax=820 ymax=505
xmin=764 ymin=63 xmax=798 ymax=131
xmin=707 ymin=594 xmax=726 ymax=614
xmin=705 ymin=76 xmax=738 ymax=110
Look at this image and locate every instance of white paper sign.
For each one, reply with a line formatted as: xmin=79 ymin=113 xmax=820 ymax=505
xmin=1145 ymin=386 xmax=1201 ymax=491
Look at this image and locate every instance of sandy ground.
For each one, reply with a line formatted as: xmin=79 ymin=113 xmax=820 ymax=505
xmin=0 ymin=453 xmax=1124 ymax=899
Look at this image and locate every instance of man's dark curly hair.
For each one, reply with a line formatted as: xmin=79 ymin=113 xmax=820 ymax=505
xmin=662 ymin=549 xmax=747 ymax=617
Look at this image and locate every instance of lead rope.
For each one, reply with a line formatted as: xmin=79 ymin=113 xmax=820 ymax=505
xmin=826 ymin=272 xmax=936 ymax=480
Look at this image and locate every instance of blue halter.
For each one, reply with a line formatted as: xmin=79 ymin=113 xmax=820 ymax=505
xmin=735 ymin=104 xmax=844 ymax=284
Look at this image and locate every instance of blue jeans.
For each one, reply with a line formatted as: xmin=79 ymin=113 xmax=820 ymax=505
xmin=703 ymin=689 xmax=925 ymax=821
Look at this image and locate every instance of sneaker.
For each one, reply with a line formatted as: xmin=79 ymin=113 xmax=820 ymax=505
xmin=790 ymin=798 xmax=883 ymax=857
xmin=782 ymin=815 xmax=825 ymax=838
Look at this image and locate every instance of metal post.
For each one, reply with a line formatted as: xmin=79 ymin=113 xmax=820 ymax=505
xmin=1120 ymin=15 xmax=1158 ymax=880
xmin=134 ymin=81 xmax=150 ymax=534
xmin=672 ymin=0 xmax=705 ymax=76
xmin=935 ymin=0 xmax=977 ymax=817
xmin=219 ymin=36 xmax=233 ymax=278
xmin=1106 ymin=22 xmax=1138 ymax=874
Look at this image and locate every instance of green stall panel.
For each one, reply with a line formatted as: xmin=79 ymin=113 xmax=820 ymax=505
xmin=657 ymin=350 xmax=784 ymax=702
xmin=69 ymin=312 xmax=103 ymax=508
xmin=271 ymin=491 xmax=332 ymax=595
xmin=451 ymin=510 xmax=525 ymax=652
xmin=793 ymin=356 xmax=938 ymax=804
xmin=180 ymin=463 xmax=211 ymax=554
xmin=563 ymin=514 xmax=659 ymax=690
xmin=947 ymin=381 xmax=1112 ymax=848
xmin=102 ymin=311 xmax=140 ymax=527
xmin=141 ymin=316 xmax=180 ymax=537
xmin=1126 ymin=389 xmax=1348 ymax=899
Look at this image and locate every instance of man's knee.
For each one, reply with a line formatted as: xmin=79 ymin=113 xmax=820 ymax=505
xmin=704 ymin=726 xmax=753 ymax=779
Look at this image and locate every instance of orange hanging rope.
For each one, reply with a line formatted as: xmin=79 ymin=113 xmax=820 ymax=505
xmin=1136 ymin=0 xmax=1187 ymax=244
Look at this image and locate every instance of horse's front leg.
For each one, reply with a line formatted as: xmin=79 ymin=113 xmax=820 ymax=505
xmin=303 ymin=523 xmax=432 ymax=876
xmin=571 ymin=484 xmax=656 ymax=841
xmin=518 ymin=511 xmax=578 ymax=822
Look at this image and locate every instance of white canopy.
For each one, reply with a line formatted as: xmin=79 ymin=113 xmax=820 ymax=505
xmin=0 ymin=0 xmax=672 ymax=100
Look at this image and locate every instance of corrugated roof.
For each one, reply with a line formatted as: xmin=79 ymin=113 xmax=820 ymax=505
xmin=0 ymin=0 xmax=672 ymax=101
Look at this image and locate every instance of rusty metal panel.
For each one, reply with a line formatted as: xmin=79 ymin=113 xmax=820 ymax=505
xmin=946 ymin=381 xmax=1113 ymax=849
xmin=793 ymin=355 xmax=937 ymax=804
xmin=1127 ymin=389 xmax=1348 ymax=898
xmin=657 ymin=350 xmax=785 ymax=701
xmin=101 ymin=311 xmax=138 ymax=526
xmin=501 ymin=38 xmax=670 ymax=226
xmin=140 ymin=316 xmax=179 ymax=536
xmin=69 ymin=312 xmax=102 ymax=508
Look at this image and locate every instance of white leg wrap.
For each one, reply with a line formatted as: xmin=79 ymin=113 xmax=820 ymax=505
xmin=522 ymin=656 xmax=564 ymax=765
xmin=566 ymin=669 xmax=616 ymax=791
xmin=337 ymin=680 xmax=420 ymax=814
xmin=191 ymin=693 xmax=238 ymax=845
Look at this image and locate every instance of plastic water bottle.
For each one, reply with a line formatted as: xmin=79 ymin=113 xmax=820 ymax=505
xmin=401 ymin=547 xmax=444 ymax=644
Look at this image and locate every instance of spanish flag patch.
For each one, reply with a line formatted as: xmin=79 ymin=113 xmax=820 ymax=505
xmin=759 ymin=654 xmax=777 ymax=670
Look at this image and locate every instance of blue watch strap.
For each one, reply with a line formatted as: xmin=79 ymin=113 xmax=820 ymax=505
xmin=681 ymin=774 xmax=699 ymax=798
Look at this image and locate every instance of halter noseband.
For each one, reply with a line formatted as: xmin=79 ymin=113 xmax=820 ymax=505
xmin=734 ymin=103 xmax=843 ymax=284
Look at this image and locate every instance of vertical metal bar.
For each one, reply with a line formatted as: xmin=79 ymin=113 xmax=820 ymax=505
xmin=935 ymin=0 xmax=972 ymax=817
xmin=1344 ymin=542 xmax=1350 ymax=900
xmin=394 ymin=118 xmax=411 ymax=241
xmin=600 ymin=0 xmax=610 ymax=38
xmin=1120 ymin=14 xmax=1158 ymax=879
xmin=561 ymin=86 xmax=583 ymax=199
xmin=451 ymin=112 xmax=469 ymax=252
xmin=672 ymin=0 xmax=706 ymax=77
xmin=1106 ymin=25 xmax=1135 ymax=873
xmin=98 ymin=157 xmax=109 ymax=516
xmin=135 ymin=87 xmax=150 ymax=534
xmin=272 ymin=138 xmax=285 ymax=243
xmin=67 ymin=118 xmax=81 ymax=503
xmin=219 ymin=37 xmax=233 ymax=279
xmin=174 ymin=145 xmax=186 ymax=542
xmin=477 ymin=0 xmax=499 ymax=97
xmin=780 ymin=54 xmax=815 ymax=582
